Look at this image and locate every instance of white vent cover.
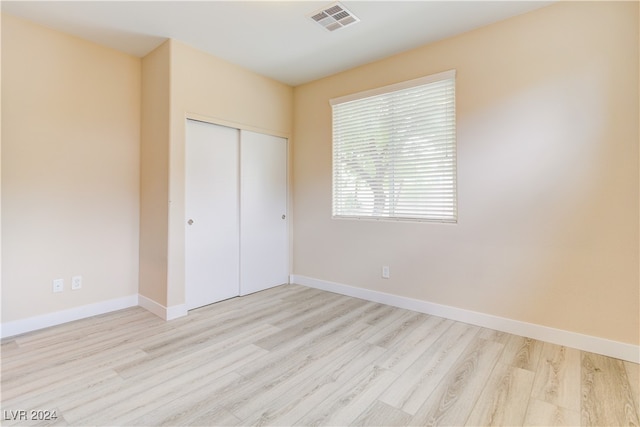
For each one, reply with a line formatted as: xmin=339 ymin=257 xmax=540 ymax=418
xmin=309 ymin=2 xmax=360 ymax=32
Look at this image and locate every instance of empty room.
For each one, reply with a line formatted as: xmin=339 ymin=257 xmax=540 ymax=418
xmin=1 ymin=1 xmax=639 ymax=426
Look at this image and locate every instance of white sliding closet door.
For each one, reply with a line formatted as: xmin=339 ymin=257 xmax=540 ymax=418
xmin=185 ymin=120 xmax=240 ymax=310
xmin=240 ymin=130 xmax=288 ymax=295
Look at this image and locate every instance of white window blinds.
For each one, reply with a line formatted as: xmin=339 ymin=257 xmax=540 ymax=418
xmin=331 ymin=70 xmax=457 ymax=222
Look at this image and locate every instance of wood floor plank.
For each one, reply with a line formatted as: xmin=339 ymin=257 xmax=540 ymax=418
xmin=378 ymin=321 xmax=480 ymax=415
xmin=530 ymin=342 xmax=581 ymax=412
xmin=114 ymin=323 xmax=280 ymax=379
xmin=233 ymin=331 xmax=367 ymax=409
xmin=523 ymin=398 xmax=580 ymax=426
xmin=624 ymin=361 xmax=640 ymax=415
xmin=180 ymin=406 xmax=243 ymax=427
xmin=365 ymin=311 xmax=429 ymax=349
xmin=581 ymin=352 xmax=639 ymax=426
xmin=8 ymin=310 xmax=156 ymax=361
xmin=252 ymin=297 xmax=369 ymax=351
xmin=499 ymin=335 xmax=544 ymax=372
xmin=231 ymin=341 xmax=387 ymax=424
xmin=139 ymin=302 xmax=290 ymax=357
xmin=276 ymin=284 xmax=328 ymax=302
xmin=70 ymin=344 xmax=268 ymax=425
xmin=11 ymin=307 xmax=151 ymax=347
xmin=232 ymin=303 xmax=377 ymax=391
xmin=268 ymin=291 xmax=344 ymax=327
xmin=376 ymin=316 xmax=453 ymax=374
xmin=2 ymin=412 xmax=69 ymax=427
xmin=128 ymin=372 xmax=243 ymax=426
xmin=59 ymin=342 xmax=263 ymax=419
xmin=1 ymin=310 xmax=160 ymax=370
xmin=350 ymin=400 xmax=412 ymax=427
xmin=365 ymin=304 xmax=405 ymax=326
xmin=465 ymin=363 xmax=535 ymax=426
xmin=1 ymin=370 xmax=123 ymax=423
xmin=1 ymin=339 xmax=19 ymax=353
xmin=346 ymin=302 xmax=402 ymax=328
xmin=1 ymin=363 xmax=114 ymax=404
xmin=478 ymin=327 xmax=512 ymax=345
xmin=262 ymin=295 xmax=388 ymax=341
xmin=293 ymin=366 xmax=398 ymax=427
xmin=408 ymin=337 xmax=504 ymax=426
xmin=1 ymin=348 xmax=148 ymax=401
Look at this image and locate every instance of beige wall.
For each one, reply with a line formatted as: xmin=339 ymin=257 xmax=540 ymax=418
xmin=292 ymin=2 xmax=639 ymax=344
xmin=139 ymin=39 xmax=293 ymax=308
xmin=1 ymin=14 xmax=141 ymax=322
xmin=139 ymin=41 xmax=171 ymax=305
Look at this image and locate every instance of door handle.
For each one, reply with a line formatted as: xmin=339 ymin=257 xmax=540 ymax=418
xmin=188 ymin=219 xmax=194 ymax=225
xmin=281 ymin=215 xmax=286 ymax=220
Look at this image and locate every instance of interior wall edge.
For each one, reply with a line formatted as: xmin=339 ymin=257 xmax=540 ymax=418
xmin=138 ymin=294 xmax=187 ymax=321
xmin=290 ymin=274 xmax=640 ymax=364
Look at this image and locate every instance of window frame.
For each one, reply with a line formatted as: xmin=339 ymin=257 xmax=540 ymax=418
xmin=330 ymin=69 xmax=457 ymax=223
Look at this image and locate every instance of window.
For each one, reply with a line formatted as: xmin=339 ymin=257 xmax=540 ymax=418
xmin=331 ymin=70 xmax=457 ymax=222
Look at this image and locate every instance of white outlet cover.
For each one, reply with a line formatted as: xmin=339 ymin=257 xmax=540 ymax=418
xmin=71 ymin=275 xmax=82 ymax=290
xmin=53 ymin=278 xmax=64 ymax=293
xmin=382 ymin=266 xmax=390 ymax=279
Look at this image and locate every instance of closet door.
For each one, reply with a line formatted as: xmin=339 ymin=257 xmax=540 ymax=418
xmin=185 ymin=120 xmax=240 ymax=310
xmin=240 ymin=130 xmax=288 ymax=295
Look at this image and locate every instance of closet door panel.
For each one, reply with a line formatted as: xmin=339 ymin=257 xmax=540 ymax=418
xmin=185 ymin=120 xmax=240 ymax=310
xmin=240 ymin=130 xmax=288 ymax=295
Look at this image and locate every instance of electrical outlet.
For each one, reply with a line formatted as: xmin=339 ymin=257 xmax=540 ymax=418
xmin=53 ymin=278 xmax=64 ymax=293
xmin=382 ymin=266 xmax=390 ymax=279
xmin=71 ymin=275 xmax=82 ymax=290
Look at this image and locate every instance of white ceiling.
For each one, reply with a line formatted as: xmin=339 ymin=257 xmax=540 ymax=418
xmin=2 ymin=1 xmax=553 ymax=86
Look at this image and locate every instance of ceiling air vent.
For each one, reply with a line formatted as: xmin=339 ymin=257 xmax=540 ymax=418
xmin=309 ymin=2 xmax=360 ymax=32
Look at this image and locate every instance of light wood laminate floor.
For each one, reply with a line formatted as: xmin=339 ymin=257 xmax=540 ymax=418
xmin=1 ymin=284 xmax=638 ymax=426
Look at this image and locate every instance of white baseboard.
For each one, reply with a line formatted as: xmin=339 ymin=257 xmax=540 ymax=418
xmin=290 ymin=274 xmax=639 ymax=364
xmin=1 ymin=294 xmax=189 ymax=339
xmin=138 ymin=294 xmax=188 ymax=321
xmin=1 ymin=294 xmax=139 ymax=339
